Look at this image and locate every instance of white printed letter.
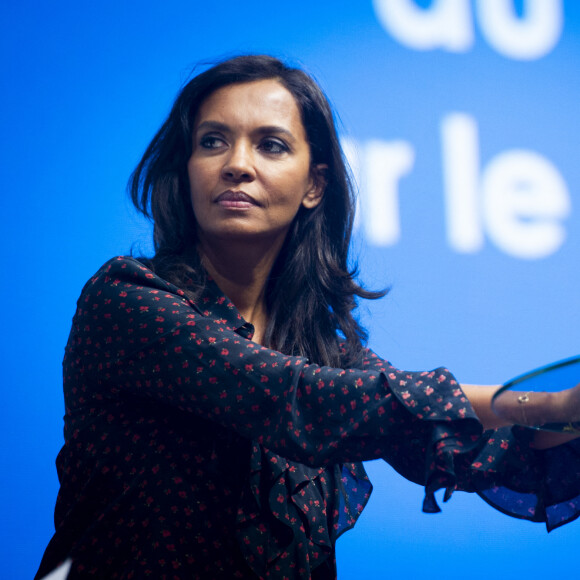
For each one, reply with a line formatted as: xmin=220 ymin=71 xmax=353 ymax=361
xmin=481 ymin=150 xmax=571 ymax=259
xmin=476 ymin=0 xmax=563 ymax=60
xmin=373 ymin=0 xmax=473 ymax=51
xmin=441 ymin=113 xmax=484 ymax=253
xmin=363 ymin=140 xmax=415 ymax=246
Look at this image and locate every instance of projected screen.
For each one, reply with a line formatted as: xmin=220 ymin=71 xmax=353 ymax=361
xmin=2 ymin=1 xmax=579 ymax=578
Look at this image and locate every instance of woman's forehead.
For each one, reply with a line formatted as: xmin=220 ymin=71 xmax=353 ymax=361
xmin=194 ymin=80 xmax=305 ymax=136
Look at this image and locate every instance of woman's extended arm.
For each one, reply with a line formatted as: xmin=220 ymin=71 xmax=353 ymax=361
xmin=66 ymin=256 xmax=482 ymax=469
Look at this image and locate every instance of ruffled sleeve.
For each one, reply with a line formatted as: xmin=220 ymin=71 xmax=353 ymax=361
xmin=454 ymin=426 xmax=580 ymax=531
xmin=359 ymin=349 xmax=580 ymax=529
xmin=359 ymin=349 xmax=484 ymax=512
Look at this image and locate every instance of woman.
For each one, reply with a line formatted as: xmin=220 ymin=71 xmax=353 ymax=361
xmin=36 ymin=55 xmax=580 ymax=579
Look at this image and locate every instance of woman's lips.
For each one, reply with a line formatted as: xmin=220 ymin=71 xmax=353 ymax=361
xmin=215 ymin=190 xmax=259 ymax=209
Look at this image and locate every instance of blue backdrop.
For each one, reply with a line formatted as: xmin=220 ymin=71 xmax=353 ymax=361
xmin=2 ymin=1 xmax=579 ymax=578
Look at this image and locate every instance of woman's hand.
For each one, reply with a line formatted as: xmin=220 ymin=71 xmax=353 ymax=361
xmin=559 ymin=382 xmax=580 ymax=426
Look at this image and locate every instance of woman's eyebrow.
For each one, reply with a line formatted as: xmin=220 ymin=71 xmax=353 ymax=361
xmin=253 ymin=125 xmax=296 ymax=142
xmin=195 ymin=120 xmax=230 ymax=133
xmin=195 ymin=120 xmax=296 ymax=142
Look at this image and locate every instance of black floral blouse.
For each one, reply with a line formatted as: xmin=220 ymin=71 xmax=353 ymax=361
xmin=36 ymin=257 xmax=580 ymax=579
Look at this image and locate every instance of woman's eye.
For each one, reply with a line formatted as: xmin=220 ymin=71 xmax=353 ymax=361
xmin=260 ymin=139 xmax=288 ymax=154
xmin=199 ymin=135 xmax=225 ymax=149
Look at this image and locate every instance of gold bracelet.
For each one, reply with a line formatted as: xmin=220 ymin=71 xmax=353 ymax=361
xmin=517 ymin=391 xmax=532 ymax=425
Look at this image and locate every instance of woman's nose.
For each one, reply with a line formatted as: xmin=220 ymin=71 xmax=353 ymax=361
xmin=221 ymin=142 xmax=256 ymax=182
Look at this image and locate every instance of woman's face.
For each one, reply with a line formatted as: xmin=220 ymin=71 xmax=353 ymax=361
xmin=187 ymin=79 xmax=325 ymax=250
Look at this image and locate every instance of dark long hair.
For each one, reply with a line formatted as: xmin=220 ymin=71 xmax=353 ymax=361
xmin=129 ymin=55 xmax=385 ymax=367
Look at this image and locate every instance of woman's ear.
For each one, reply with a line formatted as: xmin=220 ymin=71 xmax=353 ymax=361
xmin=302 ymin=164 xmax=328 ymax=209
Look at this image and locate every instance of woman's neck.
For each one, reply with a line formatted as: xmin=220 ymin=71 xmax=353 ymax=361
xmin=196 ymin=237 xmax=283 ymax=343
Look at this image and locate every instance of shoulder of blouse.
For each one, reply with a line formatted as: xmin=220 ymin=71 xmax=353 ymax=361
xmin=86 ymin=255 xmax=177 ymax=293
xmin=81 ymin=255 xmax=249 ymax=330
